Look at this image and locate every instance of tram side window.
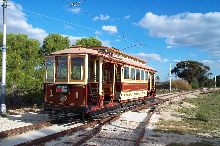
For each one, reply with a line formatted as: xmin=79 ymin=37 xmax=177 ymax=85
xmin=145 ymin=71 xmax=148 ymax=81
xmin=130 ymin=68 xmax=135 ymax=80
xmin=56 ymin=56 xmax=68 ymax=80
xmin=124 ymin=67 xmax=129 ymax=79
xmin=141 ymin=70 xmax=144 ymax=80
xmin=136 ymin=69 xmax=140 ymax=80
xmin=96 ymin=60 xmax=99 ymax=82
xmin=116 ymin=65 xmax=121 ymax=82
xmin=88 ymin=60 xmax=94 ymax=81
xmin=45 ymin=57 xmax=54 ymax=81
xmin=71 ymin=57 xmax=84 ymax=81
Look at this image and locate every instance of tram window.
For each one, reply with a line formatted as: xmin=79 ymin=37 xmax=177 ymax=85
xmin=136 ymin=69 xmax=140 ymax=80
xmin=124 ymin=67 xmax=129 ymax=79
xmin=96 ymin=60 xmax=99 ymax=82
xmin=130 ymin=68 xmax=135 ymax=80
xmin=57 ymin=56 xmax=68 ymax=80
xmin=88 ymin=60 xmax=95 ymax=81
xmin=71 ymin=57 xmax=84 ymax=80
xmin=116 ymin=66 xmax=121 ymax=82
xmin=45 ymin=57 xmax=54 ymax=81
xmin=141 ymin=70 xmax=144 ymax=80
xmin=145 ymin=71 xmax=148 ymax=81
xmin=103 ymin=62 xmax=113 ymax=83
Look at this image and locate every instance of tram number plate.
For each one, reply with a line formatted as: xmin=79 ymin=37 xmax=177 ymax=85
xmin=56 ymin=85 xmax=68 ymax=93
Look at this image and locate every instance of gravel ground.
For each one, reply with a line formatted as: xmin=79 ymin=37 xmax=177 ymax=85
xmin=81 ymin=109 xmax=150 ymax=146
xmin=0 ymin=121 xmax=83 ymax=146
xmin=42 ymin=109 xmax=150 ymax=146
xmin=0 ymin=110 xmax=49 ymax=132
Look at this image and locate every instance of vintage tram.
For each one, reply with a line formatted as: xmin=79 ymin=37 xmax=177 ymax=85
xmin=44 ymin=46 xmax=156 ymax=117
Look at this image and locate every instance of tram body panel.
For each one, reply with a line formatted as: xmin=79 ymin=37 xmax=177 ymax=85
xmin=45 ymin=84 xmax=87 ymax=106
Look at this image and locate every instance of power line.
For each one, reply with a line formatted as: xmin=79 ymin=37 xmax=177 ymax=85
xmin=12 ymin=1 xmax=171 ymax=62
xmin=11 ymin=5 xmax=138 ymax=47
xmin=63 ymin=0 xmax=172 ymax=59
xmin=64 ymin=0 xmax=86 ymax=7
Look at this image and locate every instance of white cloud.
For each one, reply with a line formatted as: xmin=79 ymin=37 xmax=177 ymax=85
xmin=166 ymin=45 xmax=173 ymax=49
xmin=95 ymin=30 xmax=101 ymax=35
xmin=163 ymin=58 xmax=168 ymax=62
xmin=62 ymin=35 xmax=83 ymax=46
xmin=202 ymin=60 xmax=215 ymax=64
xmin=93 ymin=14 xmax=110 ymax=21
xmin=134 ymin=53 xmax=167 ymax=62
xmin=201 ymin=59 xmax=220 ymax=69
xmin=102 ymin=25 xmax=118 ymax=34
xmin=0 ymin=1 xmax=47 ymax=43
xmin=138 ymin=12 xmax=220 ymax=57
xmin=123 ymin=15 xmax=130 ymax=19
xmin=173 ymin=59 xmax=181 ymax=63
xmin=190 ymin=53 xmax=197 ymax=57
xmin=64 ymin=25 xmax=74 ymax=30
xmin=63 ymin=35 xmax=111 ymax=47
xmin=70 ymin=8 xmax=81 ymax=14
xmin=101 ymin=40 xmax=111 ymax=47
xmin=0 ymin=1 xmax=86 ymax=47
xmin=115 ymin=39 xmax=121 ymax=42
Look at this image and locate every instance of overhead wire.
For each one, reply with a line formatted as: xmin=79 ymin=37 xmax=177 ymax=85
xmin=62 ymin=0 xmax=142 ymax=47
xmin=62 ymin=0 xmax=171 ymax=62
xmin=11 ymin=1 xmax=170 ymax=62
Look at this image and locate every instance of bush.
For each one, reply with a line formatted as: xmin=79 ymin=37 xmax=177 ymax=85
xmin=195 ymin=112 xmax=209 ymax=122
xmin=6 ymin=90 xmax=43 ymax=108
xmin=191 ymin=78 xmax=200 ymax=89
xmin=172 ymin=80 xmax=192 ymax=91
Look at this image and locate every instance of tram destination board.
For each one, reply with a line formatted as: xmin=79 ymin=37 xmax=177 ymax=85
xmin=56 ymin=85 xmax=69 ymax=93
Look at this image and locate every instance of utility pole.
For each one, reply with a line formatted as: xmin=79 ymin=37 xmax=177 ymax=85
xmin=1 ymin=0 xmax=7 ymax=114
xmin=169 ymin=61 xmax=172 ymax=92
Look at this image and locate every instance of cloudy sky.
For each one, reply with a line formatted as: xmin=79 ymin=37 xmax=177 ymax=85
xmin=0 ymin=0 xmax=220 ymax=80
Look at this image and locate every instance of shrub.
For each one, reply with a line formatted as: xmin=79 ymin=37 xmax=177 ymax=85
xmin=195 ymin=112 xmax=209 ymax=122
xmin=172 ymin=80 xmax=192 ymax=91
xmin=191 ymin=78 xmax=200 ymax=89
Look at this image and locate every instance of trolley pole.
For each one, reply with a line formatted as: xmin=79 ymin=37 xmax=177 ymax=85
xmin=1 ymin=0 xmax=7 ymax=114
xmin=169 ymin=61 xmax=172 ymax=92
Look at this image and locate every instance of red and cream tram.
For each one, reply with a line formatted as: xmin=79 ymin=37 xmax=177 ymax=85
xmin=44 ymin=46 xmax=156 ymax=117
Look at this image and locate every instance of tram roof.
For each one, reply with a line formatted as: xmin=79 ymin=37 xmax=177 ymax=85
xmin=50 ymin=46 xmax=156 ymax=72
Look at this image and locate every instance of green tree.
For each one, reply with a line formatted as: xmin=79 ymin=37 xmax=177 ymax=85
xmin=171 ymin=60 xmax=212 ymax=88
xmin=41 ymin=33 xmax=70 ymax=55
xmin=0 ymin=33 xmax=43 ymax=105
xmin=75 ymin=37 xmax=102 ymax=47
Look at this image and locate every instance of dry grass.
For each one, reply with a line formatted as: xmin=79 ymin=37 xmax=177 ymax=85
xmin=157 ymin=91 xmax=220 ymax=136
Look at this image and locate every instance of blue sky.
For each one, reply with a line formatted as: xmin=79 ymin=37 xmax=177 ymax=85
xmin=1 ymin=0 xmax=220 ymax=81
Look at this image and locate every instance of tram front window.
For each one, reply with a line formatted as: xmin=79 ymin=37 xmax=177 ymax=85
xmin=45 ymin=57 xmax=54 ymax=81
xmin=56 ymin=56 xmax=68 ymax=81
xmin=71 ymin=57 xmax=84 ymax=81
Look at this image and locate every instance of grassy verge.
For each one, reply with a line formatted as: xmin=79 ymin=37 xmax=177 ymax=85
xmin=166 ymin=141 xmax=215 ymax=146
xmin=157 ymin=91 xmax=220 ymax=136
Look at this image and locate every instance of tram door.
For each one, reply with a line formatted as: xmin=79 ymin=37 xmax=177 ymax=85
xmin=88 ymin=59 xmax=99 ymax=106
xmin=102 ymin=62 xmax=114 ymax=103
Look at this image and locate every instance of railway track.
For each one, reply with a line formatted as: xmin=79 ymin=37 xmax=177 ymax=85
xmin=0 ymin=89 xmax=217 ymax=146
